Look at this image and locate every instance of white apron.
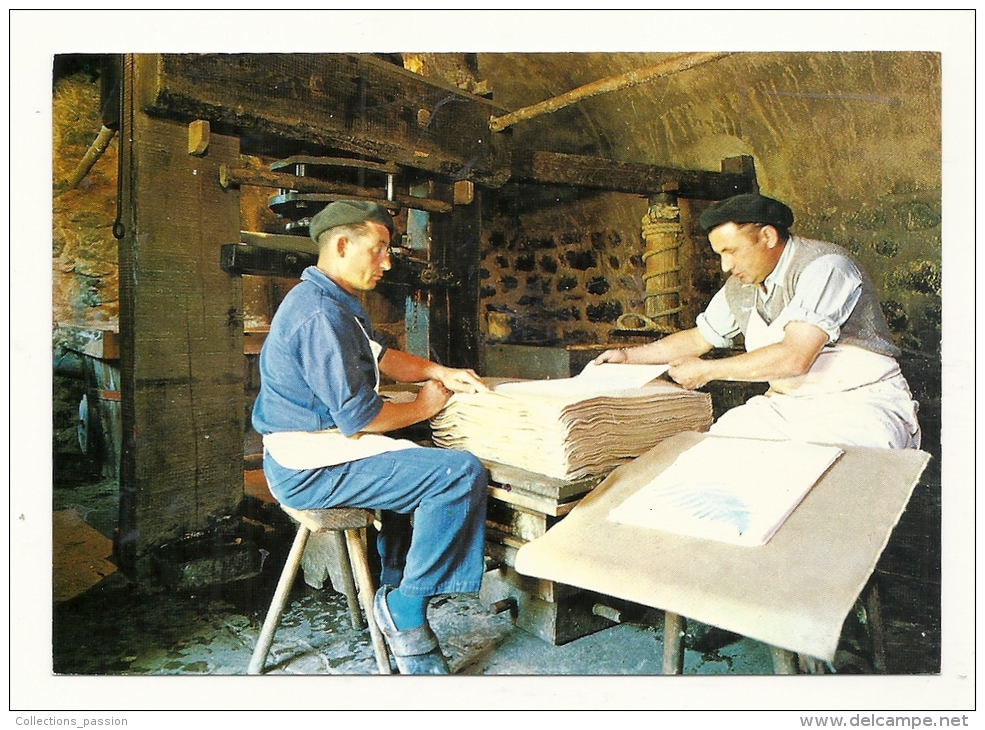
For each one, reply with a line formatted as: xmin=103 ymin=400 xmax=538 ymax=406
xmin=709 ymin=308 xmax=921 ymax=449
xmin=745 ymin=309 xmax=899 ymax=396
xmin=263 ymin=318 xmax=421 ymax=469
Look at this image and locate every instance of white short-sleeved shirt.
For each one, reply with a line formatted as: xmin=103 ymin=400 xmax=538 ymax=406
xmin=695 ymin=239 xmax=864 ymax=349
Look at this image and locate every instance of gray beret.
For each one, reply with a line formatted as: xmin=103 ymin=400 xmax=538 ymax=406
xmin=309 ymin=200 xmax=395 ymax=244
xmin=698 ymin=193 xmax=794 ymax=233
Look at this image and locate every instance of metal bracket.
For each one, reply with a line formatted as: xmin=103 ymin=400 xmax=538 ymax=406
xmin=388 ymin=249 xmax=459 ymax=288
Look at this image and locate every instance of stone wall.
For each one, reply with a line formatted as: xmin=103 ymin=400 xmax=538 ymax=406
xmin=479 ymin=187 xmax=652 ymax=347
xmin=52 ymin=69 xmax=119 ymax=469
xmin=52 ymin=71 xmax=118 ymax=326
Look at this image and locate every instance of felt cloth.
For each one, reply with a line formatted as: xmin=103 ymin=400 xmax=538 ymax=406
xmin=514 ymin=431 xmax=930 ymax=661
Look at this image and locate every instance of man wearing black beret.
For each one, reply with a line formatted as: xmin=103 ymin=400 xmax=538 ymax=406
xmin=253 ymin=200 xmax=490 ymax=673
xmin=595 ymin=192 xmax=921 ymax=449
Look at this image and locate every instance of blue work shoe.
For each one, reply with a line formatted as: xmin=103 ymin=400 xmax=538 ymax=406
xmin=373 ymin=586 xmax=449 ymax=675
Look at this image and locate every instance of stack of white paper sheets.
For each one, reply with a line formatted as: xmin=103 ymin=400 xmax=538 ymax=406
xmin=431 ymin=364 xmax=714 ymax=481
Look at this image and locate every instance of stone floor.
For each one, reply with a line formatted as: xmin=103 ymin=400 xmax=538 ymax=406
xmin=53 ymin=567 xmax=782 ymax=677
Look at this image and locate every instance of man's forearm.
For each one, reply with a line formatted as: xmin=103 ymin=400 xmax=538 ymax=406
xmin=360 ymin=400 xmax=430 ymax=433
xmin=379 ymin=348 xmax=437 ymax=383
xmin=625 ymin=328 xmax=713 ymax=364
xmin=699 ymin=343 xmax=813 ymax=382
xmin=669 ymin=322 xmax=828 ymax=389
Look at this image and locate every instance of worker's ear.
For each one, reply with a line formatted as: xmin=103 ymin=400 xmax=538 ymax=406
xmin=334 ymin=235 xmax=350 ymax=258
xmin=761 ymin=225 xmax=781 ymax=249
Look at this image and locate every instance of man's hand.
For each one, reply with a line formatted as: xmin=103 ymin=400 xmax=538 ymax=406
xmin=666 ymin=321 xmax=828 ymax=389
xmin=415 ymin=379 xmax=454 ymax=419
xmin=667 ymin=356 xmax=713 ymax=390
xmin=592 ymin=348 xmax=630 ymax=365
xmin=436 ymin=366 xmax=489 ymax=394
xmin=592 ymin=329 xmax=714 ymax=367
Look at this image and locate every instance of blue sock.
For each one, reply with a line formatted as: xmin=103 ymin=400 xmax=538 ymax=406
xmin=386 ymin=588 xmax=428 ymax=631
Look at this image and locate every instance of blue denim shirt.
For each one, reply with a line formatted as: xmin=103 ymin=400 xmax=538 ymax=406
xmin=252 ymin=266 xmax=388 ymax=437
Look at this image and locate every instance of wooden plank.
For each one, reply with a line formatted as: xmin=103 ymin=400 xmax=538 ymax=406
xmin=485 ymin=460 xmax=601 ymax=502
xmin=486 ymin=526 xmax=527 ymax=552
xmin=58 ymin=324 xmax=121 ymax=361
xmin=269 ymin=155 xmax=399 ymax=175
xmin=487 ymin=486 xmax=579 ymax=518
xmin=239 ymin=231 xmax=318 ymax=255
xmin=117 ymin=55 xmax=245 ymax=573
xmin=514 ymin=151 xmax=757 ymax=200
xmin=137 ymin=53 xmax=512 ymax=186
xmin=486 ymin=499 xmax=562 ymax=543
xmin=220 ymin=243 xmax=317 ymax=278
xmin=243 ymin=331 xmax=266 ymax=355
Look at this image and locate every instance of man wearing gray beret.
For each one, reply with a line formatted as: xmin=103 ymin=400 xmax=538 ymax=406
xmin=595 ymin=192 xmax=920 ymax=449
xmin=253 ymin=200 xmax=490 ymax=673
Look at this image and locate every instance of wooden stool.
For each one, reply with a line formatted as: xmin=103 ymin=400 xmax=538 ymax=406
xmin=248 ymin=506 xmax=392 ymax=674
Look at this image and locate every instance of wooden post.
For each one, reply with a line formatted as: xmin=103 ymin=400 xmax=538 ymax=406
xmin=116 ymin=54 xmax=244 ymax=574
xmin=864 ymin=581 xmax=888 ymax=673
xmin=662 ymin=611 xmax=686 ymax=674
xmin=770 ymin=646 xmax=800 ymax=674
xmin=430 ymin=191 xmax=482 ymax=371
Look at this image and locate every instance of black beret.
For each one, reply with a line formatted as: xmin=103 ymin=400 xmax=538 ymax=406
xmin=698 ymin=193 xmax=794 ymax=233
xmin=309 ymin=200 xmax=395 ymax=243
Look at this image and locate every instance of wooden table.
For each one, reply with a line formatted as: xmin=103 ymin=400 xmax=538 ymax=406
xmin=514 ymin=432 xmax=931 ymax=672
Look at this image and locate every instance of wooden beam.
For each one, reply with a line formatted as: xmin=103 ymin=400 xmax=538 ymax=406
xmin=269 ymin=156 xmax=399 ymax=176
xmin=137 ymin=53 xmax=512 ymax=186
xmin=489 ymin=53 xmax=731 ymax=133
xmin=218 ymin=165 xmax=453 ymax=214
xmin=66 ymin=125 xmax=116 ymax=188
xmin=514 ymin=151 xmax=757 ymax=200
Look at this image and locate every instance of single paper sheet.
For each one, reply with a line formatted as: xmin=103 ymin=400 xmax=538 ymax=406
xmin=607 ymin=437 xmax=843 ymax=546
xmin=494 ymin=362 xmax=669 ymax=397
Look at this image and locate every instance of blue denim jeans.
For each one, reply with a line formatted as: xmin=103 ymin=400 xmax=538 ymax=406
xmin=263 ymin=447 xmax=487 ymax=597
